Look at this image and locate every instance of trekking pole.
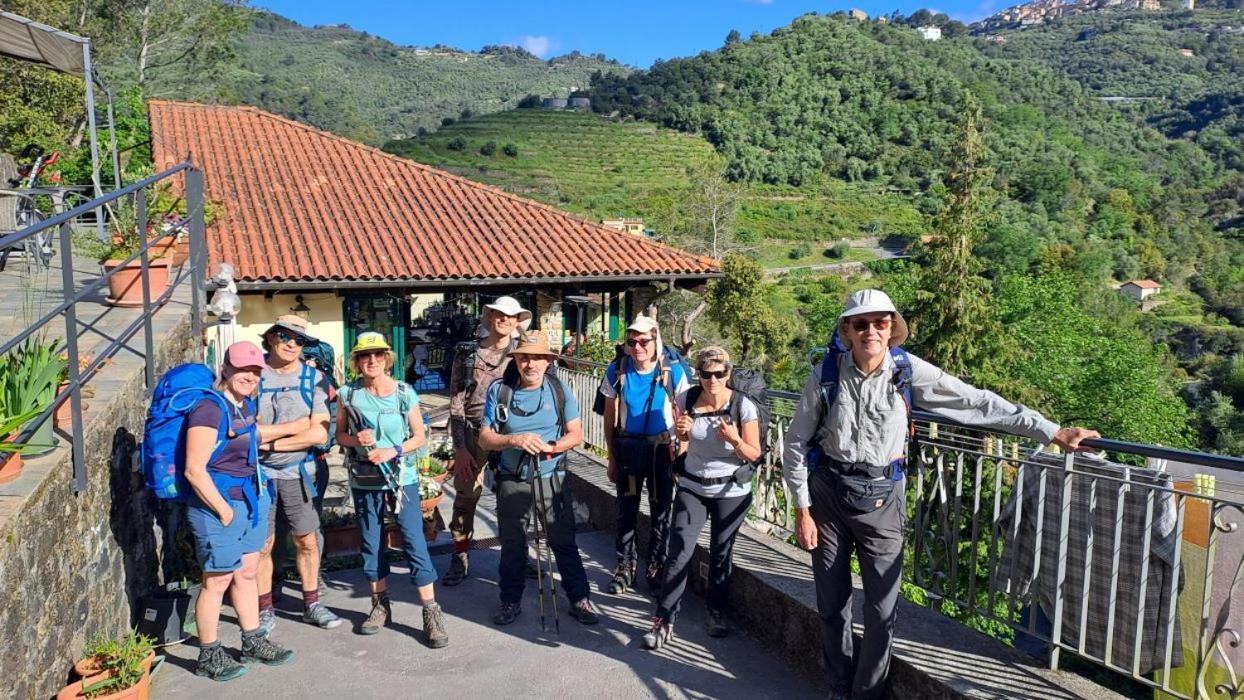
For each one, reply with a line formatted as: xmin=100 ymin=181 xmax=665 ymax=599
xmin=347 ymin=404 xmax=411 ymax=512
xmin=535 ymin=459 xmax=561 ymax=635
xmin=527 ymin=455 xmax=548 ymax=632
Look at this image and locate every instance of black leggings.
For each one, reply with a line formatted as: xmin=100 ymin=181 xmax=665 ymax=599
xmin=614 ymin=445 xmax=675 ymax=567
xmin=655 ymin=486 xmax=752 ymax=620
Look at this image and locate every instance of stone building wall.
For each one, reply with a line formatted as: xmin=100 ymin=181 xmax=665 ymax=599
xmin=0 ymin=310 xmax=195 ymax=698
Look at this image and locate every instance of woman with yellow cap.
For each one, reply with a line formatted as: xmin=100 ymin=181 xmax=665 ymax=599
xmin=334 ymin=332 xmax=448 ymax=647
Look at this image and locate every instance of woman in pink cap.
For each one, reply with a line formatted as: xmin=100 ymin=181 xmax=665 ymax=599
xmin=183 ymin=341 xmax=304 ymax=681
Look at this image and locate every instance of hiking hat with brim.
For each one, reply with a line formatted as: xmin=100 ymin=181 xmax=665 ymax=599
xmin=351 ymin=331 xmax=392 ymax=355
xmin=510 ymin=331 xmax=559 ymax=359
xmin=837 ymin=289 xmax=909 ymax=347
xmin=263 ymin=314 xmax=319 ymax=345
xmin=484 ymin=296 xmax=533 ymax=324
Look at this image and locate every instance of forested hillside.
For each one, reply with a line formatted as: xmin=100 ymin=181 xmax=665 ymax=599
xmin=583 ymin=12 xmax=1242 ymax=451
xmin=977 ymin=10 xmax=1244 ymax=171
xmin=147 ymin=11 xmax=629 ymax=144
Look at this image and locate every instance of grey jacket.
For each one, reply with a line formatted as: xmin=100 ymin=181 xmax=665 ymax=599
xmin=781 ymin=350 xmax=1059 ymax=509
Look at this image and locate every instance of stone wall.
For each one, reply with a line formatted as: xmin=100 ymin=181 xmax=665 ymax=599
xmin=0 ymin=310 xmax=195 ymax=698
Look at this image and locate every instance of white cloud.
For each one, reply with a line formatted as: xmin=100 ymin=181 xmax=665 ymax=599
xmin=521 ymin=35 xmax=553 ymax=58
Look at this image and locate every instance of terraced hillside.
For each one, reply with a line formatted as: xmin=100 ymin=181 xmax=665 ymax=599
xmin=382 ymin=109 xmax=923 ymax=256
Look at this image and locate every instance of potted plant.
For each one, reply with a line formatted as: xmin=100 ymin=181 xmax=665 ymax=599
xmin=421 ymin=457 xmax=449 ymax=484
xmin=420 ymin=478 xmax=444 ymax=514
xmin=0 ymin=338 xmax=67 ymax=472
xmin=100 ymin=199 xmax=171 ymax=308
xmin=54 ymin=353 xmax=97 ymax=429
xmin=60 ymin=631 xmax=156 ymax=700
xmin=321 ymin=509 xmax=361 ymax=556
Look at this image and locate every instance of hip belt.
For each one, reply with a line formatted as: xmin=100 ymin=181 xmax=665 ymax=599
xmin=263 ymin=455 xmax=321 ymax=498
xmin=675 ymin=458 xmax=754 ymax=487
xmin=207 ymin=471 xmax=269 ymax=527
xmin=809 ymin=452 xmax=906 ymax=482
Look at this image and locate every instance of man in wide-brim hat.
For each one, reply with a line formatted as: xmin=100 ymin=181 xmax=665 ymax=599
xmin=477 ymin=332 xmax=603 ymax=628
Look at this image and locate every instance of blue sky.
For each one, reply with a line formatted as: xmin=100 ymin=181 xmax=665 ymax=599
xmin=252 ymin=0 xmax=996 ymax=68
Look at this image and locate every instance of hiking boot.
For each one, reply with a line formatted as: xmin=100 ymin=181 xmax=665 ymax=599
xmin=606 ymin=563 xmax=635 ymax=594
xmin=567 ymin=598 xmax=601 ymax=626
xmin=303 ymin=602 xmax=342 ymax=629
xmin=492 ymin=602 xmax=522 ymax=626
xmin=240 ymin=633 xmax=295 ymax=666
xmin=706 ymin=608 xmax=730 ymax=638
xmin=195 ymin=644 xmax=248 ymax=682
xmin=640 ymin=617 xmax=673 ymax=650
xmin=257 ymin=608 xmax=277 ymax=637
xmin=360 ymin=592 xmax=391 ymax=635
xmin=645 ymin=561 xmax=665 ymax=595
xmin=423 ymin=602 xmax=449 ymax=648
xmin=442 ymin=553 xmax=469 ymax=587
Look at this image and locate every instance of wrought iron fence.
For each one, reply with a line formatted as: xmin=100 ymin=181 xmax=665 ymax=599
xmin=556 ymin=363 xmax=1244 ymax=698
xmin=0 ymin=162 xmax=207 ymax=492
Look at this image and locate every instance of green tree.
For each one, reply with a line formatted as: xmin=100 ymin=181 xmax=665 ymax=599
xmin=707 ymin=253 xmax=790 ymax=363
xmin=107 ymin=0 xmax=248 ymax=89
xmin=908 ymin=103 xmax=1001 ymax=381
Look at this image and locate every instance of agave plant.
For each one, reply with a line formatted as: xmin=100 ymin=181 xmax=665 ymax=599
xmin=0 ymin=338 xmax=67 ymax=452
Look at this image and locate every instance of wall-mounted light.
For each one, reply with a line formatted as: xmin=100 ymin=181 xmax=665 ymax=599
xmin=291 ymin=294 xmax=311 ymax=322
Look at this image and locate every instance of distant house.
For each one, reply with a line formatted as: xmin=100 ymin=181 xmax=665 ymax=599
xmin=849 ymin=8 xmax=869 ymax=21
xmin=917 ymin=25 xmax=943 ymax=40
xmin=1178 ymin=48 xmax=1195 ymax=57
xmin=602 ymin=217 xmax=646 ymax=237
xmin=568 ymin=96 xmax=591 ymax=110
xmin=541 ymin=97 xmax=568 ymax=110
xmin=991 ymin=34 xmax=1008 ymax=43
xmin=1120 ymin=280 xmax=1162 ymax=301
xmin=1182 ymin=0 xmax=1195 ymax=8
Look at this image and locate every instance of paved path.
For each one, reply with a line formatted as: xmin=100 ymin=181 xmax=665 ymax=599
xmin=153 ymin=481 xmax=821 ymax=699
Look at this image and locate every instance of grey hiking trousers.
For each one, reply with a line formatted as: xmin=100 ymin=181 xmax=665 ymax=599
xmin=809 ymin=468 xmax=905 ymax=700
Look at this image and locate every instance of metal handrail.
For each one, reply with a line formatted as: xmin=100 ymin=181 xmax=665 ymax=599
xmin=0 ymin=162 xmax=206 ymax=492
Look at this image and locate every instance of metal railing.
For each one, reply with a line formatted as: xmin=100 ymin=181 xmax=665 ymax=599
xmin=556 ymin=363 xmax=1244 ymax=698
xmin=0 ymin=162 xmax=207 ymax=492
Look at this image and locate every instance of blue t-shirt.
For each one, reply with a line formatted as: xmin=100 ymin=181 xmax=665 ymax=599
xmin=482 ymin=378 xmax=580 ymax=477
xmin=599 ymin=359 xmax=690 ymax=436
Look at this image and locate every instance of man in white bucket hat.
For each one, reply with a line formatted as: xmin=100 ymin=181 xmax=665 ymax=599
xmin=782 ymin=288 xmax=1099 ymax=699
xmin=444 ymin=296 xmax=532 ymax=586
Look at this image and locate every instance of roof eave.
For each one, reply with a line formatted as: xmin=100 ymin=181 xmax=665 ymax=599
xmin=235 ymin=271 xmax=723 ymax=293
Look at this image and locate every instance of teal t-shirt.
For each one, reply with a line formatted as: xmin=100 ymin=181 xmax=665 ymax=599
xmin=482 ymin=378 xmax=579 ymax=478
xmin=340 ymin=380 xmax=420 ymax=489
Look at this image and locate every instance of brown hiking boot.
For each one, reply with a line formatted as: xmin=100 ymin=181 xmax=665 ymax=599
xmin=360 ymin=592 xmax=391 ymax=635
xmin=423 ymin=602 xmax=449 ymax=648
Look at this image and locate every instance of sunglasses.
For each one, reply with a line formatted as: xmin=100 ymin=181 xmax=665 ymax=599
xmin=357 ymin=350 xmax=386 ymax=361
xmin=625 ymin=338 xmax=654 ymax=348
xmin=275 ymin=330 xmax=308 ymax=347
xmin=848 ymin=317 xmax=892 ymax=333
xmin=699 ymin=370 xmax=729 ymax=380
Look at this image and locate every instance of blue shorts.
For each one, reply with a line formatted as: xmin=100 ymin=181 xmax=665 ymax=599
xmin=187 ymin=494 xmax=269 ymax=573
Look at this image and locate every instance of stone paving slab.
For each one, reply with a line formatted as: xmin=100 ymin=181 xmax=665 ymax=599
xmin=153 ymin=526 xmax=820 ymax=699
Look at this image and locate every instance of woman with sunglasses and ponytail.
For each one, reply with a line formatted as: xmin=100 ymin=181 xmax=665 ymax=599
xmin=782 ymin=289 xmax=1100 ymax=700
xmin=641 ymin=346 xmax=761 ymax=650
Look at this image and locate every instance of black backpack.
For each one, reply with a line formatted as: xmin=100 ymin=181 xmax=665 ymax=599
xmin=684 ymin=365 xmax=771 ymax=465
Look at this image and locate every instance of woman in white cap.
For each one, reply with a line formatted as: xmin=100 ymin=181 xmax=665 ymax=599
xmin=334 ymin=332 xmax=448 ymax=647
xmin=782 ymin=289 xmax=1099 ymax=700
xmin=183 ymin=341 xmax=298 ymax=681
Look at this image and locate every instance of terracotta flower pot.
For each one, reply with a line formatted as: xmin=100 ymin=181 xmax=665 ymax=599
xmin=428 ymin=471 xmax=449 ymax=484
xmin=420 ymin=493 xmax=444 ymax=514
xmin=323 ymin=524 xmax=361 ymax=556
xmin=102 ymin=259 xmax=171 ymax=308
xmin=0 ymin=432 xmax=22 ymax=485
xmin=54 ymin=381 xmax=90 ymax=430
xmin=59 ymin=652 xmax=154 ymax=700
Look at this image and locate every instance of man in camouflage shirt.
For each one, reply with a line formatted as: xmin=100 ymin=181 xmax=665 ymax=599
xmin=442 ymin=296 xmax=530 ymax=586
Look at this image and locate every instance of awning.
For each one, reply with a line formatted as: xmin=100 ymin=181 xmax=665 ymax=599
xmin=0 ymin=11 xmax=88 ymax=78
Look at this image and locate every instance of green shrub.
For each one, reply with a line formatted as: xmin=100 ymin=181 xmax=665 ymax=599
xmin=502 ymin=142 xmax=519 ymax=157
xmin=824 ymin=242 xmax=849 ymax=259
xmin=447 ymin=136 xmax=467 ymax=151
xmin=788 ymin=242 xmax=813 ymax=259
xmin=479 ymin=140 xmax=497 ymax=156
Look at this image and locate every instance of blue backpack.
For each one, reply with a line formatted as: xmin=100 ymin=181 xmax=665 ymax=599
xmin=142 ymin=363 xmax=258 ymax=500
xmin=809 ymin=331 xmax=914 ymax=481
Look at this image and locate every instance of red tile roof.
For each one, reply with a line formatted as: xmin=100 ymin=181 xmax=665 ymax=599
xmin=1125 ymin=280 xmax=1162 ymax=289
xmin=148 ymin=100 xmax=719 ymax=286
